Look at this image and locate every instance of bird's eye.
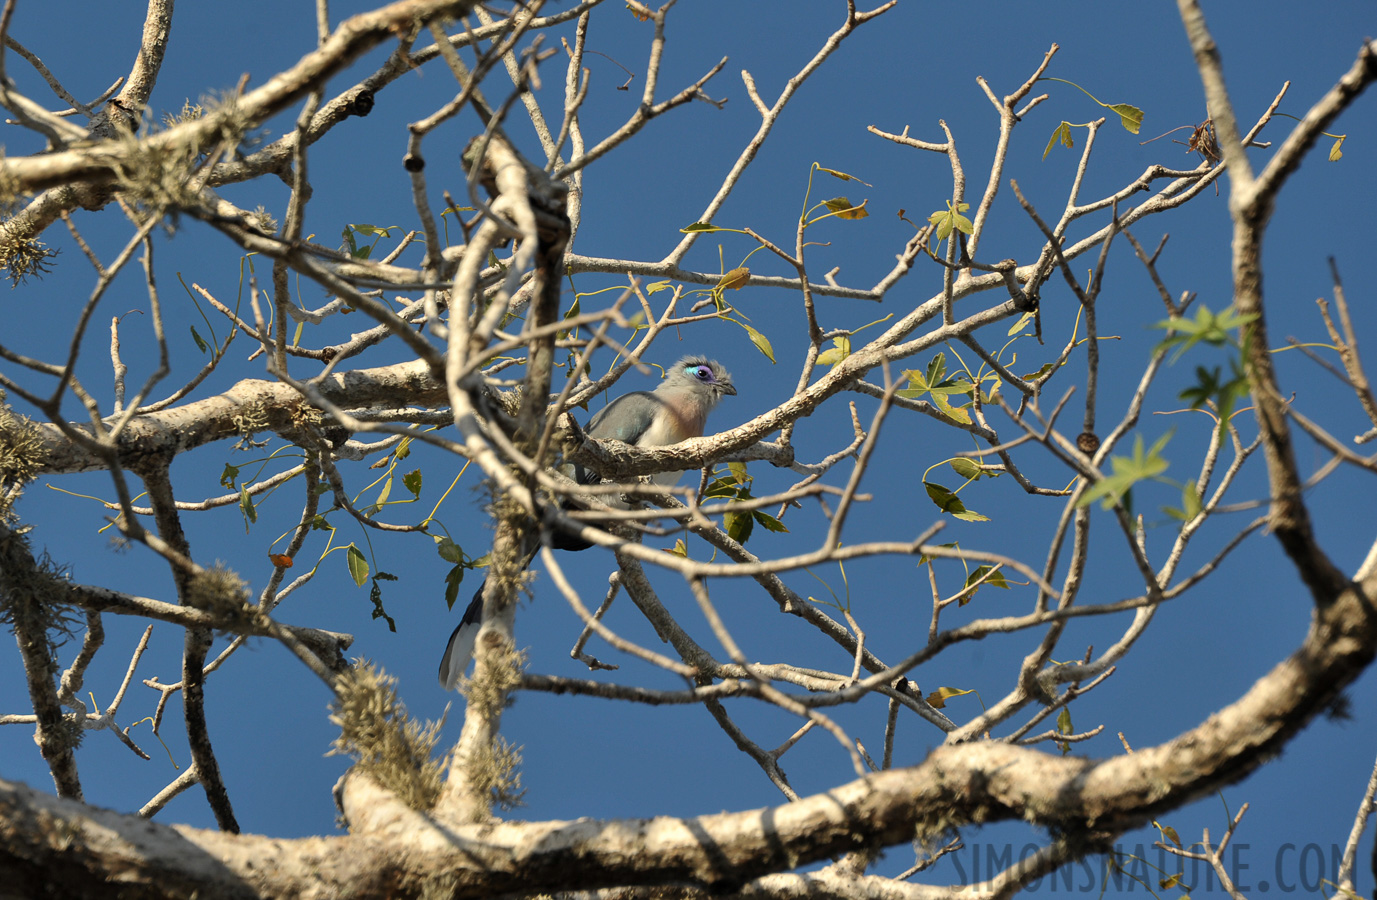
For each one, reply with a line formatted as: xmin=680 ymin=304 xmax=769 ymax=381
xmin=693 ymin=366 xmax=712 ymax=381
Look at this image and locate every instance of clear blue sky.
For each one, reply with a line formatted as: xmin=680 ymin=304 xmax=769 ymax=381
xmin=2 ymin=2 xmax=1375 ymax=894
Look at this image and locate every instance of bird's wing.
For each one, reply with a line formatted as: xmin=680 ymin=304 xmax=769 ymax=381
xmin=586 ymin=390 xmax=663 ymax=444
xmin=572 ymin=391 xmax=664 ymax=485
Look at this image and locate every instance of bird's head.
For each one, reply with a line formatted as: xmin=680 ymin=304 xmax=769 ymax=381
xmin=667 ymin=356 xmax=736 ymax=403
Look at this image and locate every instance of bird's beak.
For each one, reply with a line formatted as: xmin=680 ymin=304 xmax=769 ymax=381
xmin=720 ymin=382 xmax=737 ymax=396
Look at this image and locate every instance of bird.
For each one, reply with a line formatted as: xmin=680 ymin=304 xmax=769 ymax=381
xmin=439 ymin=356 xmax=737 ymax=689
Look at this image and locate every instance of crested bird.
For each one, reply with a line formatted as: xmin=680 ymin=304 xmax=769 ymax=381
xmin=439 ymin=356 xmax=737 ymax=689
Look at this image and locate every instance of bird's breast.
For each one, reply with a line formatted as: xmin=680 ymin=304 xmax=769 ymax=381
xmin=636 ymin=402 xmax=706 ymax=486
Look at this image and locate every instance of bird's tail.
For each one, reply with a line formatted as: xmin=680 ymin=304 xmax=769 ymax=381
xmin=437 ymin=529 xmax=544 ymax=690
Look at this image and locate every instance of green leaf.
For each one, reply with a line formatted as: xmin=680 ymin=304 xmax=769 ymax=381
xmin=965 ymin=564 xmax=1009 ymax=592
xmin=190 ymin=325 xmax=209 ymax=354
xmin=1165 ymin=482 xmax=1203 ymax=522
xmin=716 ymin=267 xmax=750 ymax=291
xmin=1008 ymin=310 xmax=1036 ymax=336
xmin=950 ymin=458 xmax=984 ymax=481
xmin=897 ymin=355 xmax=975 ymax=423
xmin=1107 ymin=103 xmax=1144 ymax=134
xmin=1153 ymin=303 xmax=1256 ymax=362
xmin=444 ymin=564 xmax=464 ymax=610
xmin=310 ymin=514 xmax=333 ymax=532
xmin=665 ymin=539 xmax=688 ymax=558
xmin=1147 ymin=430 xmax=1172 ymax=463
xmin=918 ymin=540 xmax=959 ymax=566
xmin=923 ymin=481 xmax=990 ymax=522
xmin=926 ymin=352 xmax=947 ymax=387
xmin=645 ymin=280 xmax=673 ymax=294
xmin=1180 ymin=365 xmax=1222 ymax=405
xmin=703 ymin=476 xmax=739 ymax=500
xmin=982 ymin=377 xmax=1002 ymax=405
xmin=1183 ymin=482 xmax=1203 ymax=520
xmin=727 ymin=461 xmax=750 ymax=485
xmin=238 ymin=484 xmax=256 ymax=527
xmin=725 ymin=509 xmax=754 ymax=544
xmin=969 ymin=566 xmax=1013 ymax=602
xmin=402 ymin=469 xmax=422 ymax=498
xmin=560 ymin=297 xmax=584 ymax=330
xmin=1040 ymin=77 xmax=1145 ymax=138
xmin=739 ymin=321 xmax=775 ymax=363
xmin=835 ymin=201 xmax=868 ymax=220
xmin=394 ymin=437 xmax=412 ymax=461
xmin=897 ymin=362 xmax=936 ymax=397
xmin=816 ymin=165 xmax=871 ymax=185
xmin=220 ymin=463 xmax=240 ymax=490
xmin=927 ymin=201 xmax=972 ymax=242
xmin=373 ymin=476 xmax=392 ymax=512
xmin=822 ymin=197 xmax=869 ymax=219
xmin=346 ymin=544 xmax=369 ymax=587
xmin=434 ymin=535 xmax=465 ymax=564
xmin=1177 ymin=361 xmax=1250 ymax=435
xmin=752 ymin=510 xmax=789 ymax=533
xmin=339 ymin=222 xmax=396 ymax=261
xmin=931 ymin=391 xmax=971 ymax=425
xmin=1043 ymin=121 xmax=1074 ymax=159
xmin=1329 ymin=135 xmax=1345 ymax=161
xmin=816 ymin=335 xmax=851 ymax=368
xmin=1077 ymin=432 xmax=1172 ymax=510
xmin=680 ymin=221 xmax=726 ymax=233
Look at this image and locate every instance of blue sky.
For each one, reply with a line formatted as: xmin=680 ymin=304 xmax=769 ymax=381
xmin=2 ymin=1 xmax=1376 ymax=894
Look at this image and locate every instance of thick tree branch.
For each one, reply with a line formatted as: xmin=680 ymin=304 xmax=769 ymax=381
xmin=1178 ymin=1 xmax=1372 ymax=601
xmin=0 ymin=0 xmax=479 ymax=194
xmin=4 ymin=565 xmax=1375 ymax=900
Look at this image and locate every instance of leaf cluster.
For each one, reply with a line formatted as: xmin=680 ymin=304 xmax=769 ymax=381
xmin=899 ymin=352 xmax=975 ymax=425
xmin=704 ymin=462 xmax=788 ymax=545
xmin=1077 ymin=432 xmax=1172 ymax=513
xmin=1155 ymin=303 xmax=1256 ymax=432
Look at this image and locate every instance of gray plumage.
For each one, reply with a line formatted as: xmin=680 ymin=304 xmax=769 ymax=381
xmin=439 ymin=356 xmax=735 ymax=689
